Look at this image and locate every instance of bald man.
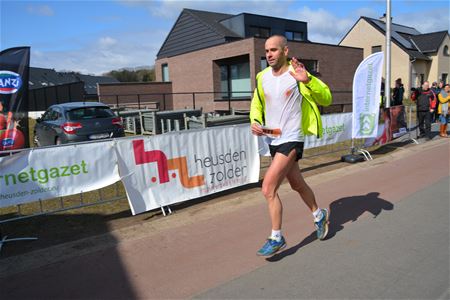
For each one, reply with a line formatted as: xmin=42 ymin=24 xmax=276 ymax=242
xmin=250 ymin=35 xmax=332 ymax=256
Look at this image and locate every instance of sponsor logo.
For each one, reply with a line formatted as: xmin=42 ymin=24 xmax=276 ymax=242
xmin=359 ymin=113 xmax=376 ymax=135
xmin=0 ymin=71 xmax=22 ymax=94
xmin=133 ymin=139 xmax=205 ymax=188
xmin=1 ymin=138 xmax=14 ymax=147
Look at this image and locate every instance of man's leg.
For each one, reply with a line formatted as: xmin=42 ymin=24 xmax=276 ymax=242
xmin=256 ymin=149 xmax=297 ymax=256
xmin=425 ymin=111 xmax=432 ymax=138
xmin=286 ymin=161 xmax=317 ymax=212
xmin=261 ymin=149 xmax=298 ymax=231
xmin=418 ymin=112 xmax=425 ymax=136
xmin=286 ymin=159 xmax=330 ymax=240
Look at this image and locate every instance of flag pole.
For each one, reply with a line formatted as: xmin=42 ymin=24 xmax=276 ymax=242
xmin=385 ymin=0 xmax=391 ymax=108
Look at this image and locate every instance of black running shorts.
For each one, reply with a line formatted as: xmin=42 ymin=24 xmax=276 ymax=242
xmin=268 ymin=141 xmax=304 ymax=162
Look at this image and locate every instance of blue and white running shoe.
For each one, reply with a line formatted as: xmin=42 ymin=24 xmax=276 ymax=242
xmin=256 ymin=236 xmax=286 ymax=256
xmin=315 ymin=208 xmax=330 ymax=240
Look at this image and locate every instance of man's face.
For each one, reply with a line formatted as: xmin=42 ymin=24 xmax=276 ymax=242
xmin=265 ymin=37 xmax=288 ymax=69
xmin=422 ymin=81 xmax=429 ymax=90
xmin=445 ymin=85 xmax=450 ymax=93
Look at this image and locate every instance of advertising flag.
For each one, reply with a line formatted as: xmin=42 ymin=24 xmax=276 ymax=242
xmin=0 ymin=47 xmax=31 ymax=151
xmin=352 ymin=52 xmax=384 ymax=139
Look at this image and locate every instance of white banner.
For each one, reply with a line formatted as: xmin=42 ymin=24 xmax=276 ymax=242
xmin=352 ymin=52 xmax=384 ymax=138
xmin=115 ymin=124 xmax=260 ymax=215
xmin=258 ymin=113 xmax=353 ymax=155
xmin=304 ymin=113 xmax=352 ymax=149
xmin=0 ymin=141 xmax=120 ymax=208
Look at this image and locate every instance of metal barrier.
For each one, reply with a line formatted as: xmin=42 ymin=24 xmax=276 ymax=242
xmin=406 ymin=104 xmax=419 ymax=140
xmin=100 ymin=90 xmax=352 ymax=115
xmin=142 ymin=108 xmax=203 ymax=134
xmin=354 ymin=104 xmax=419 ymax=157
xmin=0 ymin=181 xmax=126 ymax=225
xmin=118 ymin=109 xmax=159 ymax=135
xmin=0 ymin=125 xmax=356 ymax=229
xmin=0 ymin=105 xmax=421 ymax=252
xmin=185 ymin=112 xmax=250 ymax=130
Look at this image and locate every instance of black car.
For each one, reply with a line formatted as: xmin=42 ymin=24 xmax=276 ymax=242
xmin=34 ymin=102 xmax=124 ymax=146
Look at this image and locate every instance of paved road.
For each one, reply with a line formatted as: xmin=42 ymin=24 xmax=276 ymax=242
xmin=1 ymin=139 xmax=449 ymax=299
xmin=196 ymin=176 xmax=450 ymax=299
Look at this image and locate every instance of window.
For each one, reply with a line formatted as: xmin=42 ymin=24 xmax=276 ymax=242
xmin=412 ymin=73 xmax=418 ymax=87
xmin=220 ymin=66 xmax=229 ymax=98
xmin=54 ymin=107 xmax=63 ymax=120
xmin=285 ymin=31 xmax=304 ymax=41
xmin=220 ymin=62 xmax=251 ymax=99
xmin=67 ymin=107 xmax=115 ymax=121
xmin=42 ymin=108 xmax=60 ymax=121
xmin=260 ymin=57 xmax=268 ymax=70
xmin=249 ymin=26 xmax=270 ymax=38
xmin=372 ymin=45 xmax=382 ymax=53
xmin=162 ymin=64 xmax=169 ymax=82
xmin=443 ymin=45 xmax=449 ymax=56
xmin=442 ymin=73 xmax=448 ymax=84
xmin=300 ymin=59 xmax=319 ymax=73
xmin=420 ymin=74 xmax=425 ymax=85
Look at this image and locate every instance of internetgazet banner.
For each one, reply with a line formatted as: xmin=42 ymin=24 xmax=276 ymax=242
xmin=258 ymin=113 xmax=353 ymax=156
xmin=115 ymin=124 xmax=260 ymax=215
xmin=0 ymin=141 xmax=120 ymax=207
xmin=352 ymin=52 xmax=384 ymax=139
xmin=304 ymin=113 xmax=352 ymax=149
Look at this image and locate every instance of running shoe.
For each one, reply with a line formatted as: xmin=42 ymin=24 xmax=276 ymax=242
xmin=315 ymin=208 xmax=330 ymax=240
xmin=256 ymin=236 xmax=286 ymax=256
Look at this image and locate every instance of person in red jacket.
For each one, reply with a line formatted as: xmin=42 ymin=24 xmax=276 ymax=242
xmin=411 ymin=81 xmax=437 ymax=139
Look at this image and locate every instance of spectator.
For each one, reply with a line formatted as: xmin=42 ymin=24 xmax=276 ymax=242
xmin=436 ymin=81 xmax=445 ymax=117
xmin=392 ymin=78 xmax=404 ymax=106
xmin=431 ymin=81 xmax=440 ymax=122
xmin=411 ymin=81 xmax=437 ymax=139
xmin=438 ymin=84 xmax=450 ymax=137
xmin=379 ymin=80 xmax=386 ymax=108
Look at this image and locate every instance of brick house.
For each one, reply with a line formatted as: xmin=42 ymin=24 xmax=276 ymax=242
xmin=155 ymin=9 xmax=363 ymax=113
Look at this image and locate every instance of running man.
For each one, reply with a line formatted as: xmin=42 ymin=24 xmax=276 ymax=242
xmin=250 ymin=35 xmax=332 ymax=256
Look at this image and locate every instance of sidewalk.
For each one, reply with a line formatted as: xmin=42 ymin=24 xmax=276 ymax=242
xmin=0 ymin=138 xmax=449 ymax=299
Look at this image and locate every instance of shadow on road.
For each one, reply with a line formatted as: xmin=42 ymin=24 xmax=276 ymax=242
xmin=0 ymin=213 xmax=138 ymax=299
xmin=267 ymin=192 xmax=394 ymax=262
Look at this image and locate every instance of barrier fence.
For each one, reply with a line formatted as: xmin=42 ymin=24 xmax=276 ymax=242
xmin=99 ymin=90 xmax=352 ymax=115
xmin=0 ymin=105 xmax=420 ymax=250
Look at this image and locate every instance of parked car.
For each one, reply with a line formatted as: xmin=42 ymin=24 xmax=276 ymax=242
xmin=34 ymin=102 xmax=124 ymax=146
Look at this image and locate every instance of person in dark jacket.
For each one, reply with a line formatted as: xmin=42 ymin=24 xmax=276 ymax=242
xmin=411 ymin=81 xmax=437 ymax=139
xmin=392 ymin=78 xmax=404 ymax=106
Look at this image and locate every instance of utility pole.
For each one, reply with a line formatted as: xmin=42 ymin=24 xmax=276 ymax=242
xmin=385 ymin=0 xmax=392 ymax=108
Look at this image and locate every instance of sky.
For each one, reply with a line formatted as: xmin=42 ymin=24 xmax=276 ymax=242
xmin=1 ymin=0 xmax=449 ymax=75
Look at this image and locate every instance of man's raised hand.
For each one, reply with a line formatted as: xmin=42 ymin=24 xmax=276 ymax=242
xmin=289 ymin=57 xmax=310 ymax=84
